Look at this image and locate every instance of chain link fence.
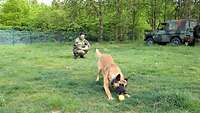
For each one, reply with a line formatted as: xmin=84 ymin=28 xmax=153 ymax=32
xmin=0 ymin=30 xmax=78 ymax=44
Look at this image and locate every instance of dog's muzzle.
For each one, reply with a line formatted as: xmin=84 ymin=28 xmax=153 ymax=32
xmin=115 ymin=85 xmax=126 ymax=95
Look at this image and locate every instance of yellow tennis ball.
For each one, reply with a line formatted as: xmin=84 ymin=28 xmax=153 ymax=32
xmin=118 ymin=95 xmax=125 ymax=101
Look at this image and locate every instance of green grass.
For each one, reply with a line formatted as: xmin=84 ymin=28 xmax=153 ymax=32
xmin=0 ymin=42 xmax=200 ymax=113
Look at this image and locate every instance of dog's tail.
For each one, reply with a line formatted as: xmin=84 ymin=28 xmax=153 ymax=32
xmin=96 ymin=49 xmax=102 ymax=58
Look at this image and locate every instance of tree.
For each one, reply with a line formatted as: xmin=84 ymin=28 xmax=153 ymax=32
xmin=87 ymin=0 xmax=104 ymax=41
xmin=0 ymin=0 xmax=29 ymax=26
xmin=115 ymin=0 xmax=123 ymax=41
xmin=126 ymin=0 xmax=142 ymax=40
xmin=144 ymin=0 xmax=159 ymax=30
xmin=29 ymin=0 xmax=38 ymax=5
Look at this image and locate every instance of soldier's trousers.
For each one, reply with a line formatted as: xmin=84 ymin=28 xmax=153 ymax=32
xmin=73 ymin=49 xmax=88 ymax=57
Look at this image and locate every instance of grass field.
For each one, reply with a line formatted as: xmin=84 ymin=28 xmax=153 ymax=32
xmin=0 ymin=42 xmax=200 ymax=113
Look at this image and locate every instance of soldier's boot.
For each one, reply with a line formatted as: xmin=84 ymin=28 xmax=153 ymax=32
xmin=80 ymin=55 xmax=85 ymax=58
xmin=73 ymin=53 xmax=79 ymax=59
xmin=73 ymin=55 xmax=78 ymax=59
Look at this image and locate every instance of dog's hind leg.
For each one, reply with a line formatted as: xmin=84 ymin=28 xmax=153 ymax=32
xmin=96 ymin=62 xmax=102 ymax=85
xmin=96 ymin=69 xmax=101 ymax=85
xmin=103 ymin=77 xmax=113 ymax=100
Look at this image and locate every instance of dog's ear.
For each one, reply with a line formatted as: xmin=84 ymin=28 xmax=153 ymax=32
xmin=124 ymin=78 xmax=128 ymax=82
xmin=116 ymin=74 xmax=121 ymax=81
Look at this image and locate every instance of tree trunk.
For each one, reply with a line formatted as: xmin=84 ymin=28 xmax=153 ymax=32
xmin=151 ymin=0 xmax=157 ymax=30
xmin=115 ymin=0 xmax=123 ymax=41
xmin=98 ymin=0 xmax=103 ymax=42
xmin=198 ymin=1 xmax=200 ymax=22
xmin=90 ymin=0 xmax=104 ymax=42
xmin=164 ymin=0 xmax=166 ymax=22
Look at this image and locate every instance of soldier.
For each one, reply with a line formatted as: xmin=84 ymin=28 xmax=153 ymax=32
xmin=73 ymin=32 xmax=91 ymax=59
xmin=194 ymin=24 xmax=200 ymax=39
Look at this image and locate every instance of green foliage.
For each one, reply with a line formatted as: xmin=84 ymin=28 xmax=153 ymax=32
xmin=0 ymin=0 xmax=29 ymax=26
xmin=0 ymin=0 xmax=199 ymax=41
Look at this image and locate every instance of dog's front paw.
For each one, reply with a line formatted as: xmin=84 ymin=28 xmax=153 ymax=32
xmin=108 ymin=97 xmax=114 ymax=101
xmin=125 ymin=94 xmax=131 ymax=98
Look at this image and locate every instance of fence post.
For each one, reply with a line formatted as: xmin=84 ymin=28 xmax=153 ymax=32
xmin=12 ymin=29 xmax=14 ymax=45
xmin=29 ymin=31 xmax=32 ymax=44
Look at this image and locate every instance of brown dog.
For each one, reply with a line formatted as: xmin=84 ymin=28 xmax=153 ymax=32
xmin=96 ymin=49 xmax=130 ymax=100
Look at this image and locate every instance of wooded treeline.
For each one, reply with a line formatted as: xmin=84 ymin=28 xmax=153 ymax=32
xmin=0 ymin=0 xmax=199 ymax=41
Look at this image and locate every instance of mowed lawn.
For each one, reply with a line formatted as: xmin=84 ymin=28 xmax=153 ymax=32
xmin=0 ymin=42 xmax=200 ymax=113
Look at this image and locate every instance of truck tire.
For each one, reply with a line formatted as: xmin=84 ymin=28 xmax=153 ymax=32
xmin=171 ymin=37 xmax=181 ymax=46
xmin=146 ymin=38 xmax=154 ymax=46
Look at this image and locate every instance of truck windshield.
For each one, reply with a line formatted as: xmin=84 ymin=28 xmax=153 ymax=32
xmin=158 ymin=23 xmax=168 ymax=30
xmin=168 ymin=21 xmax=176 ymax=30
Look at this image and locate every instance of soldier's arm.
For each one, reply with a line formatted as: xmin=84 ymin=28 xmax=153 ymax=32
xmin=74 ymin=38 xmax=79 ymax=46
xmin=84 ymin=40 xmax=91 ymax=48
xmin=74 ymin=39 xmax=82 ymax=50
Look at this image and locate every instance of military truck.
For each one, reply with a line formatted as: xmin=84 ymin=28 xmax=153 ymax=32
xmin=144 ymin=19 xmax=199 ymax=46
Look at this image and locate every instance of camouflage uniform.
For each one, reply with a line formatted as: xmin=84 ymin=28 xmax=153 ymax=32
xmin=194 ymin=24 xmax=200 ymax=39
xmin=73 ymin=37 xmax=90 ymax=58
